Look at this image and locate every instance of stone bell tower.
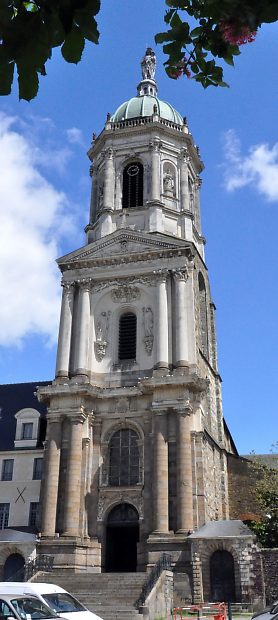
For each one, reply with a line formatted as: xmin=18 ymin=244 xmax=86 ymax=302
xmin=37 ymin=49 xmax=231 ymax=579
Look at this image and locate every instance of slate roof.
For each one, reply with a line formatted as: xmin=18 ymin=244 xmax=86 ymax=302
xmin=189 ymin=519 xmax=254 ymax=539
xmin=0 ymin=381 xmax=50 ymax=451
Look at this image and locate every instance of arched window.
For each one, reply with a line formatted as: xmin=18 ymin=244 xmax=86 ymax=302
xmin=118 ymin=312 xmax=137 ymax=360
xmin=109 ymin=429 xmax=140 ymax=486
xmin=198 ymin=272 xmax=209 ymax=358
xmin=122 ymin=162 xmax=143 ymax=209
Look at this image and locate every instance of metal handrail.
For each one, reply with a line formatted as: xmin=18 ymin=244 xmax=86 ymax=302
xmin=135 ymin=553 xmax=172 ymax=609
xmin=6 ymin=554 xmax=54 ymax=582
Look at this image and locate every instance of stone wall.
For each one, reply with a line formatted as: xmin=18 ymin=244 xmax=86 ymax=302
xmin=260 ymin=549 xmax=278 ymax=604
xmin=227 ymin=454 xmax=261 ymax=520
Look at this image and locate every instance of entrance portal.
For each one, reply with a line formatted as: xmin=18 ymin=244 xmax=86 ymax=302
xmin=105 ymin=503 xmax=139 ymax=572
xmin=3 ymin=553 xmax=25 ymax=581
xmin=210 ymin=550 xmax=236 ymax=602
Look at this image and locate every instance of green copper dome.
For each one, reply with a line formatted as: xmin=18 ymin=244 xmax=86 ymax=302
xmin=111 ymin=95 xmax=183 ymax=126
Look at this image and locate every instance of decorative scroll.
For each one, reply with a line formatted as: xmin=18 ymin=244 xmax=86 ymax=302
xmin=143 ymin=306 xmax=154 ymax=355
xmin=111 ymin=285 xmax=141 ymax=303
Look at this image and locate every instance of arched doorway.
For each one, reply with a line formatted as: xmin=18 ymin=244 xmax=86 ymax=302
xmin=210 ymin=550 xmax=236 ymax=602
xmin=3 ymin=553 xmax=25 ymax=581
xmin=105 ymin=503 xmax=139 ymax=572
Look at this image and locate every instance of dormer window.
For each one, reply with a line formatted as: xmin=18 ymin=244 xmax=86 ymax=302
xmin=122 ymin=162 xmax=143 ymax=209
xmin=14 ymin=408 xmax=40 ymax=448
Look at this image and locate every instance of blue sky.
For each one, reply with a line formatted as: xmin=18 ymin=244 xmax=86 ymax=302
xmin=0 ymin=0 xmax=277 ymax=455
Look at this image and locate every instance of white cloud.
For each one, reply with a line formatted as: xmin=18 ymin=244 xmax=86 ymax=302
xmin=66 ymin=127 xmax=85 ymax=146
xmin=0 ymin=112 xmax=77 ymax=347
xmin=222 ymin=129 xmax=278 ymax=202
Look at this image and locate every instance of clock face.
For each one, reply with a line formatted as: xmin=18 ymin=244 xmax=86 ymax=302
xmin=127 ymin=164 xmax=140 ymax=177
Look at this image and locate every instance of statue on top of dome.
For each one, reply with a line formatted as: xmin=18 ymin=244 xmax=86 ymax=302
xmin=141 ymin=48 xmax=156 ymax=80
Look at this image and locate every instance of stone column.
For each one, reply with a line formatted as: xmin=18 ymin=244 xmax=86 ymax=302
xmin=143 ymin=415 xmax=152 ymax=534
xmin=88 ymin=419 xmax=101 ymax=537
xmin=73 ymin=280 xmax=91 ymax=376
xmin=193 ymin=177 xmax=202 ymax=230
xmin=103 ymin=147 xmax=114 ymax=211
xmin=150 ymin=140 xmax=161 ymax=202
xmin=41 ymin=417 xmax=62 ymax=537
xmin=55 ymin=283 xmax=75 ymax=378
xmin=180 ymin=148 xmax=190 ymax=211
xmin=155 ymin=271 xmax=169 ymax=369
xmin=153 ymin=410 xmax=169 ymax=533
xmin=176 ymin=406 xmax=194 ymax=533
xmin=173 ymin=268 xmax=189 ymax=367
xmin=89 ymin=163 xmax=98 ymax=224
xmin=63 ymin=412 xmax=86 ymax=537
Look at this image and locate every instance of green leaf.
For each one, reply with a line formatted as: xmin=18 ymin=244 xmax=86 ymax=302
xmin=190 ymin=26 xmax=204 ymax=37
xmin=155 ymin=31 xmax=174 ymax=44
xmin=17 ymin=64 xmax=39 ymax=100
xmin=61 ymin=25 xmax=85 ymax=63
xmin=0 ymin=60 xmax=14 ymax=95
xmin=74 ymin=13 xmax=99 ymax=43
xmin=223 ymin=55 xmax=234 ymax=66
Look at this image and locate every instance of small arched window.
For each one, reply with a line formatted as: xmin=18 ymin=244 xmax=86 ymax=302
xmin=118 ymin=312 xmax=137 ymax=360
xmin=109 ymin=428 xmax=140 ymax=486
xmin=122 ymin=162 xmax=143 ymax=209
xmin=198 ymin=272 xmax=209 ymax=358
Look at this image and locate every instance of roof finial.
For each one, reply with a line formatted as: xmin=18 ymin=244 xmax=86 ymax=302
xmin=137 ymin=48 xmax=158 ymax=97
xmin=141 ymin=47 xmax=156 ymax=81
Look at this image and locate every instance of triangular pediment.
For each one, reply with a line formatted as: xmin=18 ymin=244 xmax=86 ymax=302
xmin=58 ymin=229 xmax=192 ymax=267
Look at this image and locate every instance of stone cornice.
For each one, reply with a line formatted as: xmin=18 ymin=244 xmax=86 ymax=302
xmin=60 ymin=248 xmax=195 ymax=276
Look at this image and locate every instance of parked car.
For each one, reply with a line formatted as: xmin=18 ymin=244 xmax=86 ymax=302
xmin=252 ymin=601 xmax=278 ymax=620
xmin=0 ymin=593 xmax=62 ymax=620
xmin=0 ymin=585 xmax=103 ymax=620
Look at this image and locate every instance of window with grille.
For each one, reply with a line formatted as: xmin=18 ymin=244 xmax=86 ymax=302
xmin=118 ymin=313 xmax=137 ymax=360
xmin=109 ymin=429 xmax=140 ymax=486
xmin=22 ymin=422 xmax=33 ymax=439
xmin=1 ymin=459 xmax=14 ymax=481
xmin=29 ymin=502 xmax=40 ymax=528
xmin=33 ymin=458 xmax=43 ymax=480
xmin=122 ymin=162 xmax=143 ymax=209
xmin=0 ymin=503 xmax=9 ymax=529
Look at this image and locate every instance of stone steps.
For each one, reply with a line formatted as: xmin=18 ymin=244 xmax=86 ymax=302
xmin=33 ymin=571 xmax=146 ymax=620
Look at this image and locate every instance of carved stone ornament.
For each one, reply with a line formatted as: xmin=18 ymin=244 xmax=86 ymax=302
xmin=95 ymin=311 xmax=111 ymax=361
xmin=115 ymin=398 xmax=129 ymax=414
xmin=142 ymin=306 xmax=154 ymax=355
xmin=111 ymin=286 xmax=140 ymax=303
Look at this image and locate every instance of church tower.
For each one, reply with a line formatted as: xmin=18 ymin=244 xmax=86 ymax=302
xmin=38 ymin=49 xmax=231 ymax=580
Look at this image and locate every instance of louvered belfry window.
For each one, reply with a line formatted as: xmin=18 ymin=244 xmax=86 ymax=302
xmin=109 ymin=429 xmax=140 ymax=486
xmin=122 ymin=162 xmax=143 ymax=208
xmin=119 ymin=312 xmax=137 ymax=360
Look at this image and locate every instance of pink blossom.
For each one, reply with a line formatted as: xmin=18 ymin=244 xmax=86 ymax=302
xmin=220 ymin=21 xmax=257 ymax=45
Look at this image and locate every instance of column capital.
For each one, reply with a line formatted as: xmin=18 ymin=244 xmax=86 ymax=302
xmin=67 ymin=411 xmax=87 ymax=425
xmin=172 ymin=267 xmax=189 ymax=282
xmin=194 ymin=176 xmax=202 ymax=190
xmin=76 ymin=278 xmax=92 ymax=291
xmin=61 ymin=281 xmax=75 ymax=292
xmin=149 ymin=139 xmax=161 ymax=152
xmin=180 ymin=147 xmax=191 ymax=163
xmin=105 ymin=146 xmax=114 ymax=160
xmin=174 ymin=403 xmax=193 ymax=416
xmin=153 ymin=268 xmax=169 ymax=284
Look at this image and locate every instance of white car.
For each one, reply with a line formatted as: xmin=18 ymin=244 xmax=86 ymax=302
xmin=252 ymin=601 xmax=278 ymax=620
xmin=0 ymin=584 xmax=103 ymax=620
xmin=0 ymin=593 xmax=62 ymax=620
